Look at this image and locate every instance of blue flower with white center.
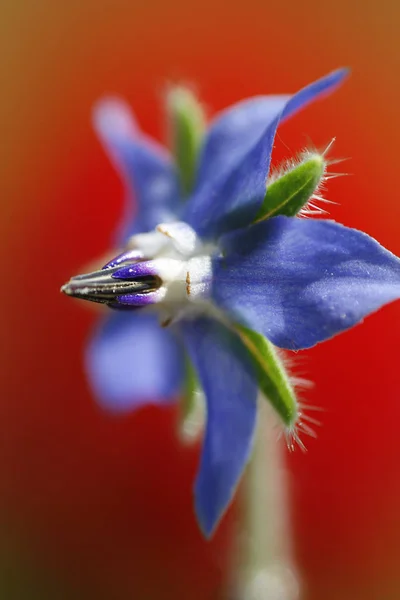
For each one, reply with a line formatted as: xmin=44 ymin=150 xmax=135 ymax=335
xmin=62 ymin=69 xmax=400 ymax=537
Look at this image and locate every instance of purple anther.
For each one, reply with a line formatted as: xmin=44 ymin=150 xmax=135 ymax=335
xmin=102 ymin=248 xmax=145 ymax=270
xmin=112 ymin=260 xmax=158 ymax=281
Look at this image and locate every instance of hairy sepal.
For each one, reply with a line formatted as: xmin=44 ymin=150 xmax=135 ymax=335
xmin=235 ymin=324 xmax=299 ymax=429
xmin=178 ymin=354 xmax=205 ymax=444
xmin=166 ymin=85 xmax=206 ymax=197
xmin=255 ymin=151 xmax=326 ymax=222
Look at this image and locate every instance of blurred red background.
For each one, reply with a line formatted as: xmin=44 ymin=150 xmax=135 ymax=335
xmin=1 ymin=1 xmax=400 ymax=598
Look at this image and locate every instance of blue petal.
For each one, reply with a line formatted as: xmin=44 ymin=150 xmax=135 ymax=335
xmin=86 ymin=311 xmax=184 ymax=412
xmin=93 ymin=98 xmax=182 ymax=243
xmin=180 ymin=317 xmax=258 ymax=536
xmin=213 ymin=216 xmax=400 ymax=350
xmin=183 ymin=69 xmax=348 ymax=239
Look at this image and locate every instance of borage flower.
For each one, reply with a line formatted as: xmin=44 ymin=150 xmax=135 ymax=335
xmin=62 ymin=69 xmax=400 ymax=537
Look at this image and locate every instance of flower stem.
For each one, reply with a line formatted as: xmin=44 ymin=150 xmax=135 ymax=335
xmin=231 ymin=400 xmax=300 ymax=600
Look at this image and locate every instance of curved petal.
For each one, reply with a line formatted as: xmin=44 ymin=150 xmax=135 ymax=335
xmin=86 ymin=311 xmax=184 ymax=413
xmin=213 ymin=216 xmax=400 ymax=350
xmin=183 ymin=69 xmax=348 ymax=239
xmin=180 ymin=317 xmax=258 ymax=536
xmin=93 ymin=98 xmax=181 ymax=243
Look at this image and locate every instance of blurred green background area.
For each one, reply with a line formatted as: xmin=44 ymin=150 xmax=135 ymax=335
xmin=1 ymin=1 xmax=400 ymax=598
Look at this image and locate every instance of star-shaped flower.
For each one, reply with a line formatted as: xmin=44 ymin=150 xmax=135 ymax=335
xmin=62 ymin=69 xmax=400 ymax=537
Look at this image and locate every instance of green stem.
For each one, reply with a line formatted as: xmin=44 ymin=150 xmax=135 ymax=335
xmin=231 ymin=400 xmax=300 ymax=600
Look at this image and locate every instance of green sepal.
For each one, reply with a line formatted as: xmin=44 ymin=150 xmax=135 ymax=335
xmin=255 ymin=153 xmax=325 ymax=222
xmin=166 ymin=86 xmax=206 ymax=197
xmin=236 ymin=324 xmax=298 ymax=427
xmin=182 ymin=353 xmax=198 ymax=415
xmin=178 ymin=353 xmax=205 ymax=443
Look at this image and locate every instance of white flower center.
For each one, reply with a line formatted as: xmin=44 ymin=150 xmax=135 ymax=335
xmin=126 ymin=221 xmax=215 ymax=324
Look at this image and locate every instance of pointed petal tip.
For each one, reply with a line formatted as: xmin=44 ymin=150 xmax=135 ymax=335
xmin=197 ymin=519 xmax=215 ymax=540
xmin=331 ymin=66 xmax=351 ymax=79
xmin=92 ymin=96 xmax=138 ymax=140
xmin=194 ymin=499 xmax=220 ymax=539
xmin=182 ymin=318 xmax=258 ymax=538
xmin=214 ymin=216 xmax=400 ymax=351
xmin=326 ymin=66 xmax=351 ymax=89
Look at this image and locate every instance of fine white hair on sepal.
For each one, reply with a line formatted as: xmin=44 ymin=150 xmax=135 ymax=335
xmin=268 ymin=138 xmax=350 ymax=220
xmin=270 ymin=346 xmax=322 ymax=452
xmin=290 ymin=376 xmax=315 ymax=390
xmin=300 ymin=139 xmax=350 ymax=218
xmin=282 ymin=400 xmax=323 ymax=452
